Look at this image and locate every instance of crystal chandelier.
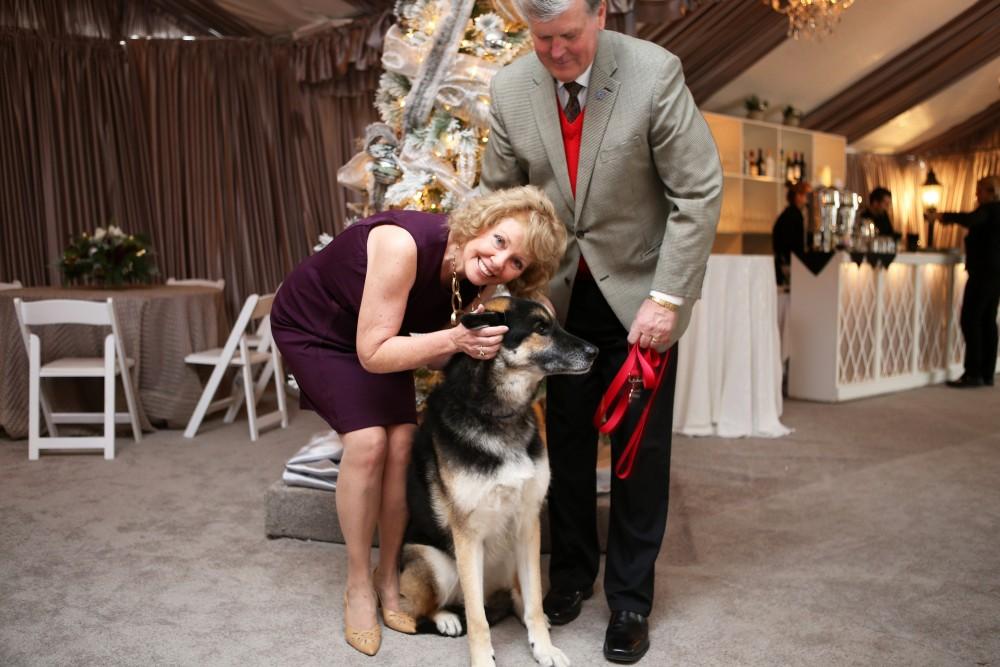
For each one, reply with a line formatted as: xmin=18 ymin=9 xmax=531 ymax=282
xmin=767 ymin=0 xmax=855 ymax=40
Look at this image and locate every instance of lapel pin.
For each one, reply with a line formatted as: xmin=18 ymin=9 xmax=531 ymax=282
xmin=595 ymin=90 xmax=607 ymax=100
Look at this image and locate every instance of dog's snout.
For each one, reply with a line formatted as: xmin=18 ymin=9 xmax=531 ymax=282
xmin=582 ymin=342 xmax=598 ymax=361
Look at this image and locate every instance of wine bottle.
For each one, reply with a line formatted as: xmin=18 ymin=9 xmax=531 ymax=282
xmin=765 ymin=150 xmax=775 ymax=180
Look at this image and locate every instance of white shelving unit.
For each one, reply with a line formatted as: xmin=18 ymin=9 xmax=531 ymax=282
xmin=703 ymin=111 xmax=847 ymax=255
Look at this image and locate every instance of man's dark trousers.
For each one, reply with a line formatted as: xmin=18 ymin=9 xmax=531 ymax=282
xmin=545 ymin=277 xmax=678 ymax=616
xmin=960 ymin=275 xmax=1000 ymax=381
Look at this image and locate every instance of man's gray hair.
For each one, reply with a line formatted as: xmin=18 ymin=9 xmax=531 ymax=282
xmin=517 ymin=0 xmax=602 ymax=22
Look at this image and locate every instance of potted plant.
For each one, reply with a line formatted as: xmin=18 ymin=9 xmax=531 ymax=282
xmin=744 ymin=95 xmax=768 ymax=120
xmin=783 ymin=105 xmax=803 ymax=127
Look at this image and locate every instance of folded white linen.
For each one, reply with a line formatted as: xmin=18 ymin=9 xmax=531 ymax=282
xmin=287 ymin=430 xmax=344 ymax=465
xmin=286 ymin=459 xmax=339 ymax=480
xmin=282 ymin=469 xmax=337 ymax=491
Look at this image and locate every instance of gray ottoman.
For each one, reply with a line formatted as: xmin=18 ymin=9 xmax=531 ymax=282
xmin=266 ymin=481 xmax=610 ymax=553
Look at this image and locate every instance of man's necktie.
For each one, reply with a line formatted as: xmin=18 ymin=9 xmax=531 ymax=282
xmin=563 ymin=81 xmax=582 ymax=123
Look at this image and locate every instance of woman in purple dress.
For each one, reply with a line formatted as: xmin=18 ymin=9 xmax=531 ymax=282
xmin=270 ymin=186 xmax=565 ymax=656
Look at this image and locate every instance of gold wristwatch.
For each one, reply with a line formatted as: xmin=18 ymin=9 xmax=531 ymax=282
xmin=647 ymin=293 xmax=680 ymax=312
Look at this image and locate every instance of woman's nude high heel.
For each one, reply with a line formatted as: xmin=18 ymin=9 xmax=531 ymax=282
xmin=343 ymin=591 xmax=381 ymax=656
xmin=374 ymin=568 xmax=417 ymax=634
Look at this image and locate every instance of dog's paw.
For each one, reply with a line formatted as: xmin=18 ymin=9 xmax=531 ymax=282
xmin=532 ymin=642 xmax=570 ymax=667
xmin=433 ymin=610 xmax=463 ymax=637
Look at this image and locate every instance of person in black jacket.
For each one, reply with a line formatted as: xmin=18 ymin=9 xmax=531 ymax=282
xmin=933 ymin=175 xmax=1000 ymax=388
xmin=773 ymin=180 xmax=812 ymax=288
xmin=861 ymin=186 xmax=896 ymax=236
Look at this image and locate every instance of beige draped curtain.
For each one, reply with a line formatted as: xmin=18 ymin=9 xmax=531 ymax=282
xmin=0 ymin=31 xmax=140 ymax=287
xmin=848 ymin=141 xmax=1000 ymax=250
xmin=0 ymin=26 xmax=380 ymax=318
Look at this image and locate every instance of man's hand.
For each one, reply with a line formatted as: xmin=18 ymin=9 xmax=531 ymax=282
xmin=628 ymin=298 xmax=676 ymax=353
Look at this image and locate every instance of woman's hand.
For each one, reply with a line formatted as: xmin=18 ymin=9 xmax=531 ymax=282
xmin=450 ymin=306 xmax=508 ymax=360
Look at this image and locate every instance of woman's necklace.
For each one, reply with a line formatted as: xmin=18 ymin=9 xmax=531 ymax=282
xmin=449 ymin=254 xmax=484 ymax=327
xmin=450 ymin=256 xmax=463 ymax=327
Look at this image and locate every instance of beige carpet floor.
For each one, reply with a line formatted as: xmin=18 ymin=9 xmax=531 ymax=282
xmin=1 ymin=382 xmax=998 ymax=666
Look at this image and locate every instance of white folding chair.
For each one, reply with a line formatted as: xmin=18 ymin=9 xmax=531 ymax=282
xmin=166 ymin=277 xmax=225 ymax=290
xmin=183 ymin=293 xmax=287 ymax=441
xmin=14 ymin=298 xmax=143 ymax=460
xmin=0 ymin=280 xmax=23 ymax=290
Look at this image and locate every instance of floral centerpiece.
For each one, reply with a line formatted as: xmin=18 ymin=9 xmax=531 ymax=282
xmin=59 ymin=224 xmax=158 ymax=287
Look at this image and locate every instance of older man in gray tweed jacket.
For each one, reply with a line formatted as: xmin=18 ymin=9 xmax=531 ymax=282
xmin=480 ymin=0 xmax=722 ymax=662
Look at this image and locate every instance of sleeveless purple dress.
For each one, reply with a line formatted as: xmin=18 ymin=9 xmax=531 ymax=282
xmin=270 ymin=210 xmax=478 ymax=434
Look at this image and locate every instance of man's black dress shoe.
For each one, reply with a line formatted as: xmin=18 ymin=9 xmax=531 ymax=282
xmin=542 ymin=586 xmax=593 ymax=626
xmin=947 ymin=374 xmax=984 ymax=388
xmin=603 ymin=610 xmax=650 ymax=664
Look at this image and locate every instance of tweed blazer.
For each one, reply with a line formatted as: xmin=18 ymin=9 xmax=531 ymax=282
xmin=481 ymin=30 xmax=723 ymax=330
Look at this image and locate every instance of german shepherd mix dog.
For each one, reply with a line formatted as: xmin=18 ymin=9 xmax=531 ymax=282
xmin=400 ymin=297 xmax=598 ymax=667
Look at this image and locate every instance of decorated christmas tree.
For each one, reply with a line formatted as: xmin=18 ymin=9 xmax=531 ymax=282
xmin=337 ymin=0 xmax=532 ymax=217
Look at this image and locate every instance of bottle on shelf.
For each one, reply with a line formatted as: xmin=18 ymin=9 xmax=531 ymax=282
xmin=785 ymin=152 xmax=796 ymax=183
xmin=749 ymin=150 xmax=758 ymax=177
xmin=756 ymin=147 xmax=765 ymax=177
xmin=798 ymin=153 xmax=807 ymax=182
xmin=765 ymin=150 xmax=775 ymax=181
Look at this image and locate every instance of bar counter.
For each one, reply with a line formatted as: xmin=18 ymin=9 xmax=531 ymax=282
xmin=787 ymin=251 xmax=975 ymax=402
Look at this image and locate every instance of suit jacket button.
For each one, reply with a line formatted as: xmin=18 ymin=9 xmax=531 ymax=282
xmin=575 ymin=230 xmax=585 ymax=239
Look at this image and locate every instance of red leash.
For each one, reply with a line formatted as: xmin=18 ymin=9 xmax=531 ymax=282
xmin=593 ymin=344 xmax=671 ymax=479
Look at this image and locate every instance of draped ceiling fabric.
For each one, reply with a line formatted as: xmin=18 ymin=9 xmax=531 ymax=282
xmin=0 ymin=0 xmax=264 ymax=39
xmin=638 ymin=0 xmax=786 ymax=105
xmin=804 ymin=0 xmax=1000 ymax=143
xmin=906 ymin=101 xmax=1000 ymax=158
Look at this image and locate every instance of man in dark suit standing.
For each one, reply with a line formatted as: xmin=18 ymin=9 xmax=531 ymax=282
xmin=480 ymin=0 xmax=722 ymax=662
xmin=935 ymin=175 xmax=1000 ymax=387
xmin=861 ymin=186 xmax=896 ymax=236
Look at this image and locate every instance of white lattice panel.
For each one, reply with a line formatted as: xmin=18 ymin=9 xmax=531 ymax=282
xmin=790 ymin=252 xmax=965 ymax=402
xmin=919 ymin=264 xmax=951 ymax=371
xmin=838 ymin=263 xmax=878 ymax=384
xmin=880 ymin=263 xmax=915 ymax=378
xmin=951 ymin=266 xmax=967 ymax=365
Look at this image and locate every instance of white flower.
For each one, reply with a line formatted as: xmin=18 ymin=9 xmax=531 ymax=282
xmin=313 ymin=233 xmax=334 ymax=253
xmin=107 ymin=225 xmax=125 ymax=238
xmin=93 ymin=227 xmax=107 ymax=241
xmin=89 ymin=246 xmax=98 ymax=255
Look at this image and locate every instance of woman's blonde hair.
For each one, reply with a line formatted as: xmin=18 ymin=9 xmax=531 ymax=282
xmin=448 ymin=186 xmax=567 ymax=299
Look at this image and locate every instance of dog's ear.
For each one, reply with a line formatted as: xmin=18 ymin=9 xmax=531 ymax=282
xmin=461 ymin=310 xmax=506 ymax=329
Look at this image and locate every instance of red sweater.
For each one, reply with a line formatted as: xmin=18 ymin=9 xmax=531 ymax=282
xmin=560 ymin=102 xmax=590 ymax=276
xmin=559 ymin=104 xmax=585 ymax=196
